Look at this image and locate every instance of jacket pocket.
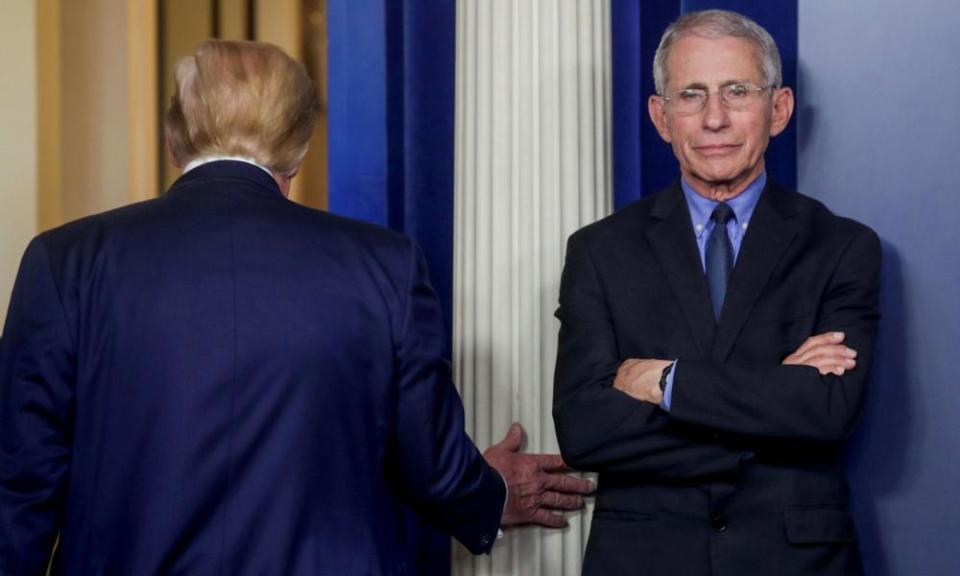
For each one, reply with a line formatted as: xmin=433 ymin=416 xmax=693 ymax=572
xmin=784 ymin=506 xmax=856 ymax=544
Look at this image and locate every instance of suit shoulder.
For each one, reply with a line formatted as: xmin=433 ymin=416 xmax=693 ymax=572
xmin=567 ymin=194 xmax=657 ymax=248
xmin=287 ymin=203 xmax=416 ymax=257
xmin=37 ymin=197 xmax=165 ymax=251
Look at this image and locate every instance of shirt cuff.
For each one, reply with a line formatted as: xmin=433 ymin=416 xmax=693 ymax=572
xmin=495 ymin=468 xmax=509 ymax=542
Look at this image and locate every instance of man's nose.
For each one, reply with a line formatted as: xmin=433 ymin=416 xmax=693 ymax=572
xmin=701 ymin=92 xmax=730 ymax=130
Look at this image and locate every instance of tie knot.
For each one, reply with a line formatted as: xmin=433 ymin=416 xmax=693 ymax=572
xmin=711 ymin=203 xmax=734 ymax=224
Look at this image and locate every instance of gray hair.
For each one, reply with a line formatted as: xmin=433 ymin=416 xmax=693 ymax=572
xmin=653 ymin=10 xmax=782 ymax=95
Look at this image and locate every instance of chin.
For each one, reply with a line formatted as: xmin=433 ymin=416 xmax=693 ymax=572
xmin=693 ymin=168 xmax=741 ymax=184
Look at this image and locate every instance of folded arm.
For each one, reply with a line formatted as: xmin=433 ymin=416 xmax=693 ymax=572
xmin=552 ymin=233 xmax=751 ymax=478
xmin=617 ymin=227 xmax=881 ymax=444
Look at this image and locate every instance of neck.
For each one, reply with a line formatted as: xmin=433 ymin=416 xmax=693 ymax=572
xmin=690 ymin=182 xmax=748 ymax=202
xmin=176 ymin=155 xmax=293 ymax=197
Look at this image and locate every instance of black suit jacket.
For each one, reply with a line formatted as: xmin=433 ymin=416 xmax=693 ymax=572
xmin=554 ymin=181 xmax=880 ymax=576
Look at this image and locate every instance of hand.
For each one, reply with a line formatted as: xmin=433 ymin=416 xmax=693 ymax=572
xmin=783 ymin=331 xmax=857 ymax=376
xmin=483 ymin=423 xmax=595 ymax=528
xmin=613 ymin=358 xmax=673 ymax=404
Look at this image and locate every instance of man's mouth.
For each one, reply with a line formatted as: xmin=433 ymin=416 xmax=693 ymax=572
xmin=694 ymin=144 xmax=740 ymax=156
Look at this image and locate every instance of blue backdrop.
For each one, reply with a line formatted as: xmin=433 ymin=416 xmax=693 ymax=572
xmin=799 ymin=1 xmax=960 ymax=573
xmin=328 ymin=0 xmax=456 ymax=361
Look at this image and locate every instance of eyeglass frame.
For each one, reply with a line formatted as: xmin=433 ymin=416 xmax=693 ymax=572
xmin=660 ymin=82 xmax=777 ymax=116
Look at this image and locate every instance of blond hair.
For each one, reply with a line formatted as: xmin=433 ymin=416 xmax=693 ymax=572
xmin=165 ymin=40 xmax=317 ymax=177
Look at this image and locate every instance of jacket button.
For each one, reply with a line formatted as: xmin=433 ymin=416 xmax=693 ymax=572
xmin=480 ymin=535 xmax=491 ymax=547
xmin=712 ymin=517 xmax=727 ymax=532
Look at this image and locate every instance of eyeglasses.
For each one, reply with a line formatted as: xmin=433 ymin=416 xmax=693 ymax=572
xmin=662 ymin=83 xmax=774 ymax=116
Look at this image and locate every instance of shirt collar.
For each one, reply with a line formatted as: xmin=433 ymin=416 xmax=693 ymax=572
xmin=182 ymin=155 xmax=274 ymax=179
xmin=681 ymin=171 xmax=766 ymax=237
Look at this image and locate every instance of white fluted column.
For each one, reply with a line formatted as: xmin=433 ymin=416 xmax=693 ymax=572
xmin=453 ymin=0 xmax=611 ymax=574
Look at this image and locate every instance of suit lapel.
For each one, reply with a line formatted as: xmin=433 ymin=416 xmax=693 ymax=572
xmin=645 ymin=184 xmax=716 ymax=359
xmin=711 ymin=182 xmax=800 ymax=361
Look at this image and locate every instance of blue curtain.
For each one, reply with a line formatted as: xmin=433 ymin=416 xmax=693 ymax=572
xmin=328 ymin=0 xmax=455 ymax=359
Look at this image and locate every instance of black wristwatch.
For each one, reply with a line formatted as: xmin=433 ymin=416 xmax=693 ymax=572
xmin=659 ymin=362 xmax=674 ymax=392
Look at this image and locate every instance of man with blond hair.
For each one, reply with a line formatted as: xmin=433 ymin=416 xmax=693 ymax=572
xmin=0 ymin=40 xmax=591 ymax=575
xmin=554 ymin=10 xmax=878 ymax=575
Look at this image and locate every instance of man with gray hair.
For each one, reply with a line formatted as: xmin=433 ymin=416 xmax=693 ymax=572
xmin=554 ymin=10 xmax=878 ymax=575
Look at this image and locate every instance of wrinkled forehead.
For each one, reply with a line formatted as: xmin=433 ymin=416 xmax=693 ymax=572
xmin=664 ymin=33 xmax=765 ymax=89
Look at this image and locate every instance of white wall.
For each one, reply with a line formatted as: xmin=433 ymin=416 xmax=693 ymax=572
xmin=0 ymin=0 xmax=38 ymax=326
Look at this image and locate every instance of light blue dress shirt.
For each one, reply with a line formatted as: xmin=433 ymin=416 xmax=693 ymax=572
xmin=660 ymin=172 xmax=766 ymax=411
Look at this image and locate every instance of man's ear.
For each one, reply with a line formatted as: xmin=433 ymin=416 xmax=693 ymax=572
xmin=648 ymin=95 xmax=672 ymax=143
xmin=273 ymin=173 xmax=292 ymax=198
xmin=769 ymin=86 xmax=795 ymax=138
xmin=164 ymin=132 xmax=183 ymax=170
xmin=272 ymin=162 xmax=301 ymax=198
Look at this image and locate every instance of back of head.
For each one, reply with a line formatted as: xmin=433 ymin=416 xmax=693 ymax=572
xmin=653 ymin=10 xmax=782 ymax=95
xmin=164 ymin=40 xmax=318 ymax=177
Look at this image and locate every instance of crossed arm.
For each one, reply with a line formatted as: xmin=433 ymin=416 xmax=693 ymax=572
xmin=553 ymin=227 xmax=881 ymax=477
xmin=616 ymin=330 xmax=860 ymax=406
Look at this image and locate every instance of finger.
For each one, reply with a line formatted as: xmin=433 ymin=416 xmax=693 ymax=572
xmin=808 ymin=360 xmax=852 ymax=376
xmin=796 ymin=345 xmax=856 ymax=364
xmin=802 ymin=333 xmax=842 ymax=356
xmin=542 ymin=472 xmax=595 ymax=494
xmin=809 ymin=355 xmax=857 ymax=371
xmin=527 ymin=453 xmax=566 ymax=471
xmin=792 ymin=344 xmax=857 ymax=364
xmin=799 ymin=350 xmax=857 ymax=370
xmin=816 ymin=364 xmax=846 ymax=376
xmin=784 ymin=347 xmax=854 ymax=367
xmin=540 ymin=491 xmax=585 ymax=511
xmin=792 ymin=331 xmax=845 ymax=358
xmin=788 ymin=336 xmax=821 ymax=359
xmin=530 ymin=508 xmax=568 ymax=528
xmin=493 ymin=423 xmax=524 ymax=452
xmin=802 ymin=352 xmax=855 ymax=367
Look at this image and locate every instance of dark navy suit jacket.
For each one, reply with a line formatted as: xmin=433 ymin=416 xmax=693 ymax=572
xmin=0 ymin=161 xmax=504 ymax=575
xmin=554 ymin=182 xmax=880 ymax=576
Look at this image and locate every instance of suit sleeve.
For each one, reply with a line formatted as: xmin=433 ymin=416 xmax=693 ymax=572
xmin=553 ymin=232 xmax=751 ymax=478
xmin=386 ymin=241 xmax=505 ymax=555
xmin=0 ymin=237 xmax=76 ymax=576
xmin=669 ymin=227 xmax=881 ymax=443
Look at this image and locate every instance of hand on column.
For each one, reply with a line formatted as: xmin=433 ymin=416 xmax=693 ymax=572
xmin=483 ymin=423 xmax=594 ymax=528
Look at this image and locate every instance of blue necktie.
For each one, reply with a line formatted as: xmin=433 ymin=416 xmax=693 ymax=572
xmin=706 ymin=203 xmax=734 ymax=322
